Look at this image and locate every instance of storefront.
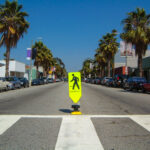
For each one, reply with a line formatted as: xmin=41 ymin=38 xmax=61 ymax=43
xmin=143 ymin=56 xmax=150 ymax=81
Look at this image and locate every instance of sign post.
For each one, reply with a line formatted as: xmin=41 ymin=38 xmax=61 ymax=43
xmin=68 ymin=72 xmax=82 ymax=115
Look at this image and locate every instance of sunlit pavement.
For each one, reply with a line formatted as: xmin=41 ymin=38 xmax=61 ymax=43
xmin=0 ymin=82 xmax=150 ymax=150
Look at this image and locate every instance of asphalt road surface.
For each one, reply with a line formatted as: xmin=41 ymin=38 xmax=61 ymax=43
xmin=0 ymin=82 xmax=150 ymax=150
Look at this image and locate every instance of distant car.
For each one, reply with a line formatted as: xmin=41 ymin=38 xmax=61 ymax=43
xmin=56 ymin=78 xmax=61 ymax=82
xmin=91 ymin=78 xmax=96 ymax=84
xmin=0 ymin=77 xmax=9 ymax=91
xmin=39 ymin=78 xmax=45 ymax=85
xmin=32 ymin=78 xmax=44 ymax=85
xmin=32 ymin=79 xmax=40 ymax=85
xmin=47 ymin=78 xmax=54 ymax=83
xmin=142 ymin=83 xmax=150 ymax=93
xmin=113 ymin=74 xmax=128 ymax=88
xmin=63 ymin=78 xmax=68 ymax=82
xmin=106 ymin=78 xmax=114 ymax=87
xmin=95 ymin=77 xmax=102 ymax=84
xmin=5 ymin=77 xmax=21 ymax=90
xmin=123 ymin=77 xmax=147 ymax=91
xmin=42 ymin=77 xmax=48 ymax=84
xmin=101 ymin=77 xmax=112 ymax=85
xmin=19 ymin=77 xmax=29 ymax=88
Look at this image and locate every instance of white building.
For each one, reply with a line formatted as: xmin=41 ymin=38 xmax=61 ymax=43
xmin=0 ymin=60 xmax=25 ymax=77
xmin=115 ymin=50 xmax=150 ymax=68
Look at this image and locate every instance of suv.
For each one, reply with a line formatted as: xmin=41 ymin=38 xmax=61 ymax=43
xmin=123 ymin=77 xmax=147 ymax=91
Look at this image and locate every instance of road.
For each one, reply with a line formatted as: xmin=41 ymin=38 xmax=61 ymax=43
xmin=0 ymin=82 xmax=150 ymax=150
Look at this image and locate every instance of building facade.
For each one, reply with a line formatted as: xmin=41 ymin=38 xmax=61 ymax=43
xmin=0 ymin=60 xmax=25 ymax=77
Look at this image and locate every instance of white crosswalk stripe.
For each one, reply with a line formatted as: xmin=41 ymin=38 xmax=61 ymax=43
xmin=130 ymin=115 xmax=150 ymax=132
xmin=55 ymin=116 xmax=104 ymax=150
xmin=0 ymin=115 xmax=150 ymax=149
xmin=0 ymin=115 xmax=21 ymax=135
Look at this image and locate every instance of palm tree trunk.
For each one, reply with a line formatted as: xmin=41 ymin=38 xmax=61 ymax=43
xmin=138 ymin=54 xmax=143 ymax=77
xmin=107 ymin=60 xmax=111 ymax=77
xmin=5 ymin=46 xmax=10 ymax=77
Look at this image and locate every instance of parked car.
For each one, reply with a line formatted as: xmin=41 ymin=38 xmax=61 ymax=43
xmin=123 ymin=77 xmax=147 ymax=91
xmin=0 ymin=77 xmax=9 ymax=91
xmin=42 ymin=77 xmax=48 ymax=84
xmin=63 ymin=78 xmax=68 ymax=82
xmin=56 ymin=78 xmax=61 ymax=82
xmin=142 ymin=83 xmax=150 ymax=93
xmin=5 ymin=77 xmax=21 ymax=90
xmin=0 ymin=80 xmax=7 ymax=91
xmin=32 ymin=79 xmax=40 ymax=85
xmin=47 ymin=78 xmax=54 ymax=83
xmin=95 ymin=77 xmax=102 ymax=84
xmin=106 ymin=78 xmax=114 ymax=87
xmin=101 ymin=77 xmax=112 ymax=85
xmin=113 ymin=74 xmax=128 ymax=88
xmin=19 ymin=77 xmax=29 ymax=88
xmin=39 ymin=78 xmax=45 ymax=85
xmin=32 ymin=78 xmax=44 ymax=85
xmin=91 ymin=78 xmax=96 ymax=84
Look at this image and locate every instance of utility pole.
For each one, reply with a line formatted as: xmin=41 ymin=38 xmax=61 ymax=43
xmin=29 ymin=40 xmax=33 ymax=86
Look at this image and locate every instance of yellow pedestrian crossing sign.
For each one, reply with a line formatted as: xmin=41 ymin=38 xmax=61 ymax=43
xmin=68 ymin=72 xmax=82 ymax=104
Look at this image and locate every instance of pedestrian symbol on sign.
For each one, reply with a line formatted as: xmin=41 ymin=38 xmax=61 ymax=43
xmin=70 ymin=74 xmax=80 ymax=90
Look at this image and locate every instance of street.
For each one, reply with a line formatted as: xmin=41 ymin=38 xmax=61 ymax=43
xmin=0 ymin=82 xmax=150 ymax=150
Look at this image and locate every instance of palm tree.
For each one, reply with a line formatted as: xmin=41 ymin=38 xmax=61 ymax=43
xmin=53 ymin=57 xmax=66 ymax=78
xmin=82 ymin=58 xmax=93 ymax=78
xmin=99 ymin=30 xmax=119 ymax=77
xmin=33 ymin=41 xmax=53 ymax=77
xmin=42 ymin=48 xmax=53 ymax=76
xmin=121 ymin=8 xmax=150 ymax=77
xmin=95 ymin=49 xmax=106 ymax=77
xmin=0 ymin=0 xmax=29 ymax=77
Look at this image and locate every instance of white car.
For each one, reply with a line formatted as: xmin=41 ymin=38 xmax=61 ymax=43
xmin=0 ymin=80 xmax=9 ymax=91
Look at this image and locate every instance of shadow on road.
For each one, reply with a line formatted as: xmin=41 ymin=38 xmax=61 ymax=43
xmin=59 ymin=109 xmax=72 ymax=113
xmin=119 ymin=89 xmax=150 ymax=94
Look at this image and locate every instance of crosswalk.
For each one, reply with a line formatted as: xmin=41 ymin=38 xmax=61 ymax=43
xmin=0 ymin=115 xmax=150 ymax=150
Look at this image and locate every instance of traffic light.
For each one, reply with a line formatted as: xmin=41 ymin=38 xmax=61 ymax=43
xmin=32 ymin=48 xmax=37 ymax=59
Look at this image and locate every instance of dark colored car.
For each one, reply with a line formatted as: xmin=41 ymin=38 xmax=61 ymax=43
xmin=142 ymin=83 xmax=150 ymax=93
xmin=19 ymin=77 xmax=29 ymax=88
xmin=63 ymin=78 xmax=68 ymax=82
xmin=95 ymin=77 xmax=102 ymax=84
xmin=101 ymin=77 xmax=112 ymax=85
xmin=113 ymin=74 xmax=128 ymax=88
xmin=123 ymin=77 xmax=147 ymax=91
xmin=32 ymin=78 xmax=44 ymax=85
xmin=106 ymin=78 xmax=114 ymax=87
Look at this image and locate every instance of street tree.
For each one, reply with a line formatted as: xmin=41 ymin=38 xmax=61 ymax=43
xmin=0 ymin=0 xmax=29 ymax=77
xmin=121 ymin=8 xmax=150 ymax=77
xmin=99 ymin=30 xmax=119 ymax=77
xmin=95 ymin=48 xmax=107 ymax=77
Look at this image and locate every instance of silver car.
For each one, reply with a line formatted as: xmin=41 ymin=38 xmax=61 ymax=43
xmin=5 ymin=77 xmax=21 ymax=90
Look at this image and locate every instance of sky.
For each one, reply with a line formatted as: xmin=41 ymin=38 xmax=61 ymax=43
xmin=0 ymin=0 xmax=150 ymax=72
